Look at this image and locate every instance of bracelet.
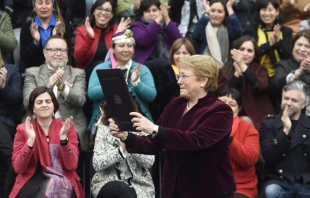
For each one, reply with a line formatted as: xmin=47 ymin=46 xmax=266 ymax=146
xmin=58 ymin=84 xmax=65 ymax=92
xmin=203 ymin=11 xmax=210 ymax=16
xmin=60 ymin=137 xmax=69 ymax=146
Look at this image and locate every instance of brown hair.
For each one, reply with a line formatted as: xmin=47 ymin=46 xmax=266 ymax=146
xmin=178 ymin=55 xmax=218 ymax=92
xmin=27 ymin=86 xmax=59 ymax=114
xmin=290 ymin=30 xmax=310 ymax=49
xmin=101 ymin=96 xmax=141 ymax=126
xmin=169 ymin=38 xmax=196 ymax=65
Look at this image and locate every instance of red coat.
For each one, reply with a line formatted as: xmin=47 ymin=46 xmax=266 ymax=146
xmin=218 ymin=62 xmax=275 ymax=129
xmin=230 ymin=117 xmax=259 ymax=198
xmin=10 ymin=119 xmax=84 ymax=198
xmin=125 ymin=94 xmax=236 ymax=198
xmin=74 ymin=24 xmax=118 ymax=69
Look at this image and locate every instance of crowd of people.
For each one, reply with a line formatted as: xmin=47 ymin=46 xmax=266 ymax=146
xmin=0 ymin=0 xmax=310 ymax=198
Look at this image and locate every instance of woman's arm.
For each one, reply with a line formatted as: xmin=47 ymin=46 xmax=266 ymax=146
xmin=131 ymin=65 xmax=156 ymax=103
xmin=130 ymin=153 xmax=155 ymax=169
xmin=162 ymin=21 xmax=182 ymax=50
xmin=73 ymin=26 xmax=96 ymax=68
xmin=242 ymin=64 xmax=270 ymax=92
xmin=12 ymin=125 xmax=33 ymax=174
xmin=88 ymin=63 xmax=108 ymax=101
xmin=132 ymin=21 xmax=162 ymax=47
xmin=0 ymin=65 xmax=22 ymax=105
xmin=60 ymin=124 xmax=79 ymax=171
xmin=227 ymin=13 xmax=243 ymax=40
xmin=93 ymin=125 xmax=127 ymax=172
xmin=0 ymin=14 xmax=17 ymax=53
xmin=230 ymin=123 xmax=259 ymax=168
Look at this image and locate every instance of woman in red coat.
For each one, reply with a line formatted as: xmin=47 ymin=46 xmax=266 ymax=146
xmin=218 ymin=35 xmax=275 ymax=129
xmin=218 ymin=87 xmax=259 ymax=198
xmin=10 ymin=87 xmax=84 ymax=198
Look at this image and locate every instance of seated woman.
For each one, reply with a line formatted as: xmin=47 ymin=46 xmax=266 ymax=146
xmin=74 ymin=0 xmax=130 ymax=81
xmin=218 ymin=35 xmax=274 ymax=130
xmin=192 ymin=0 xmax=243 ymax=67
xmin=272 ymin=29 xmax=310 ymax=113
xmin=246 ymin=0 xmax=292 ymax=77
xmin=91 ymin=99 xmax=155 ymax=198
xmin=19 ymin=0 xmax=70 ymax=74
xmin=88 ymin=29 xmax=156 ymax=138
xmin=9 ymin=86 xmax=84 ymax=198
xmin=145 ymin=38 xmax=196 ymax=122
xmin=218 ymin=87 xmax=259 ymax=198
xmin=131 ymin=0 xmax=182 ymax=64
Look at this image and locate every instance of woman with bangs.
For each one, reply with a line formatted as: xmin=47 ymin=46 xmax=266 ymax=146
xmin=19 ymin=0 xmax=69 ymax=74
xmin=192 ymin=0 xmax=243 ymax=68
xmin=246 ymin=0 xmax=292 ymax=78
xmin=218 ymin=35 xmax=274 ymax=130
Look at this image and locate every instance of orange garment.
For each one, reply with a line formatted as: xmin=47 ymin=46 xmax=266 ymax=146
xmin=230 ymin=116 xmax=259 ymax=198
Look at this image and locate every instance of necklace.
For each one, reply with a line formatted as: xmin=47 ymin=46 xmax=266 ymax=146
xmin=186 ymin=101 xmax=190 ymax=110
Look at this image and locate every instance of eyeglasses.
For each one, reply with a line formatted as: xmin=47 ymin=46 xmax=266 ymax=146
xmin=45 ymin=48 xmax=68 ymax=55
xmin=96 ymin=7 xmax=112 ymax=14
xmin=176 ymin=74 xmax=194 ymax=81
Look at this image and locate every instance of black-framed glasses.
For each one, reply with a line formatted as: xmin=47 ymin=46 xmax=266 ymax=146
xmin=96 ymin=7 xmax=112 ymax=14
xmin=45 ymin=48 xmax=68 ymax=55
xmin=176 ymin=74 xmax=194 ymax=81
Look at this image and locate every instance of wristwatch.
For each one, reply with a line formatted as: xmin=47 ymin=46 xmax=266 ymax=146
xmin=151 ymin=125 xmax=158 ymax=138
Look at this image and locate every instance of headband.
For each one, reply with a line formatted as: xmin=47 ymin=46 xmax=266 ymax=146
xmin=111 ymin=29 xmax=135 ymax=46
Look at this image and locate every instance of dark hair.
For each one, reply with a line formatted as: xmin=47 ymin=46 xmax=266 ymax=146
xmin=221 ymin=35 xmax=260 ymax=76
xmin=101 ymin=96 xmax=140 ymax=125
xmin=27 ymin=86 xmax=59 ymax=114
xmin=209 ymin=0 xmax=229 ymax=26
xmin=169 ymin=38 xmax=196 ymax=65
xmin=254 ymin=0 xmax=283 ymax=28
xmin=290 ymin=29 xmax=310 ymax=49
xmin=218 ymin=87 xmax=242 ymax=108
xmin=44 ymin=35 xmax=67 ymax=48
xmin=135 ymin=0 xmax=161 ymax=21
xmin=89 ymin=0 xmax=116 ymax=30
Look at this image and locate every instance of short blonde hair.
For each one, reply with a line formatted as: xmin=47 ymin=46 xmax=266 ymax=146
xmin=178 ymin=55 xmax=218 ymax=92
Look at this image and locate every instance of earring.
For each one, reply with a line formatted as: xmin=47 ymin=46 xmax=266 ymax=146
xmin=52 ymin=112 xmax=55 ymax=117
xmin=200 ymin=84 xmax=205 ymax=88
xmin=32 ymin=113 xmax=36 ymax=119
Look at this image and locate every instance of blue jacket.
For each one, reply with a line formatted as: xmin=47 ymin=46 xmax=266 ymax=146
xmin=88 ymin=61 xmax=156 ymax=131
xmin=192 ymin=13 xmax=243 ymax=54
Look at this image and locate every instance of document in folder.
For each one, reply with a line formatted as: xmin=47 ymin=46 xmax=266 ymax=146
xmin=96 ymin=69 xmax=137 ymax=132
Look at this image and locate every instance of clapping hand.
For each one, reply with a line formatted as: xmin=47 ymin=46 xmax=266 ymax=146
xmin=85 ymin=17 xmax=94 ymax=38
xmin=30 ymin=23 xmax=40 ymax=44
xmin=203 ymin=0 xmax=210 ymax=13
xmin=270 ymin=24 xmax=281 ymax=46
xmin=60 ymin=116 xmax=73 ymax=140
xmin=55 ymin=69 xmax=65 ymax=88
xmin=231 ymin=49 xmax=247 ymax=73
xmin=117 ymin=17 xmax=131 ymax=32
xmin=281 ymin=106 xmax=291 ymax=136
xmin=0 ymin=67 xmax=7 ymax=89
xmin=25 ymin=116 xmax=36 ymax=147
xmin=131 ymin=64 xmax=141 ymax=83
xmin=160 ymin=4 xmax=171 ymax=24
xmin=52 ymin=21 xmax=63 ymax=36
xmin=304 ymin=3 xmax=310 ymax=12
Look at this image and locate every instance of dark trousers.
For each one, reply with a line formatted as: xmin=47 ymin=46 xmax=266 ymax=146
xmin=97 ymin=181 xmax=137 ymax=198
xmin=0 ymin=120 xmax=17 ymax=197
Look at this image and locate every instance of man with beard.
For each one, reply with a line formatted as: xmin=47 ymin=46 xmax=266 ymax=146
xmin=259 ymin=80 xmax=310 ymax=198
xmin=23 ymin=35 xmax=89 ymax=151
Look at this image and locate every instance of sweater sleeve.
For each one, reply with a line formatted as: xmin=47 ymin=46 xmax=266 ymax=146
xmin=230 ymin=123 xmax=259 ymax=168
xmin=132 ymin=21 xmax=162 ymax=47
xmin=0 ymin=14 xmax=17 ymax=53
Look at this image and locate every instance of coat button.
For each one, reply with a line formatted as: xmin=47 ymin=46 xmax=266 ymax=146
xmin=274 ymin=139 xmax=278 ymax=145
xmin=282 ymin=154 xmax=286 ymax=156
xmin=279 ymin=169 xmax=283 ymax=173
xmin=305 ymin=153 xmax=308 ymax=156
xmin=280 ymin=176 xmax=283 ymax=178
xmin=303 ymin=134 xmax=307 ymax=139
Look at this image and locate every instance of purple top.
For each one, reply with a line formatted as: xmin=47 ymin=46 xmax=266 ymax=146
xmin=131 ymin=20 xmax=182 ymax=64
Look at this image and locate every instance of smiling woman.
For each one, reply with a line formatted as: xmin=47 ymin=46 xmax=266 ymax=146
xmin=19 ymin=0 xmax=71 ymax=74
xmin=218 ymin=35 xmax=275 ymax=129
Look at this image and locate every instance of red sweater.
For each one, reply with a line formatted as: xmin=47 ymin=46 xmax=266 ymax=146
xmin=230 ymin=117 xmax=259 ymax=198
xmin=74 ymin=24 xmax=118 ymax=69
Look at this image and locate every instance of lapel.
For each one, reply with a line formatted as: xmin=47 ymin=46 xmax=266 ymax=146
xmin=290 ymin=114 xmax=310 ymax=150
xmin=63 ymin=65 xmax=71 ymax=83
xmin=40 ymin=64 xmax=50 ymax=86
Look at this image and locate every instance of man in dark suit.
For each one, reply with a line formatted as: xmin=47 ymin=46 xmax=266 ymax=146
xmin=260 ymin=80 xmax=310 ymax=198
xmin=23 ymin=35 xmax=88 ymax=151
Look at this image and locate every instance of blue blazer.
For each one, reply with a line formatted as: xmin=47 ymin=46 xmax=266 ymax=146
xmin=88 ymin=61 xmax=157 ymax=131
